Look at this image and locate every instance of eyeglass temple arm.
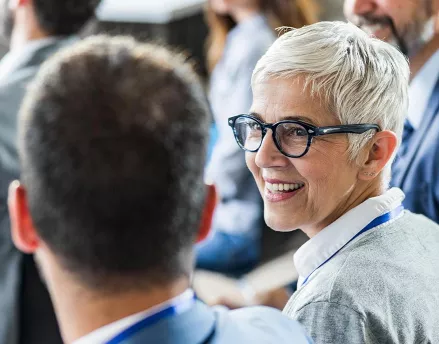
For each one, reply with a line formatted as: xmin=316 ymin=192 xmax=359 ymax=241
xmin=312 ymin=124 xmax=381 ymax=136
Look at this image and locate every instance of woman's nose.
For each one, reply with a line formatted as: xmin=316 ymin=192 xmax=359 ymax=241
xmin=254 ymin=131 xmax=289 ymax=169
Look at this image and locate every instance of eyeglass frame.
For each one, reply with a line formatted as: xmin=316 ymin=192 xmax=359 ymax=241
xmin=228 ymin=114 xmax=381 ymax=158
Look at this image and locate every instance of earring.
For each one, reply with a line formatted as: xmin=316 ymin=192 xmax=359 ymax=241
xmin=363 ymin=171 xmax=376 ymax=177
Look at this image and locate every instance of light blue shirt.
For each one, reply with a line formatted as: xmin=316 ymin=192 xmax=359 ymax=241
xmin=0 ymin=37 xmax=60 ymax=80
xmin=408 ymin=48 xmax=439 ymax=129
xmin=76 ymin=293 xmax=314 ymax=344
xmin=207 ymin=14 xmax=275 ymax=235
xmin=74 ymin=290 xmax=195 ymax=344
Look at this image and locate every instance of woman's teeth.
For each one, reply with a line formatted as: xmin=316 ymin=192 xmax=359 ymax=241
xmin=266 ymin=182 xmax=304 ymax=193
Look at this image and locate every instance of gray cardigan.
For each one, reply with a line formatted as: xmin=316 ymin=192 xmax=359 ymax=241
xmin=284 ymin=211 xmax=439 ymax=343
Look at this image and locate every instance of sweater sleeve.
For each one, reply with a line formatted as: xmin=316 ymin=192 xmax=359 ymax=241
xmin=293 ymin=301 xmax=367 ymax=344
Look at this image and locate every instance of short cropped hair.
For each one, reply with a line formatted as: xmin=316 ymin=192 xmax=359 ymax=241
xmin=19 ymin=36 xmax=210 ymax=291
xmin=33 ymin=0 xmax=101 ymax=35
xmin=252 ymin=21 xmax=410 ymax=165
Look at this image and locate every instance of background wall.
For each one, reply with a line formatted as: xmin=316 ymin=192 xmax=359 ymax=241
xmin=0 ymin=0 xmax=345 ymax=61
xmin=0 ymin=38 xmax=7 ymax=58
xmin=319 ymin=0 xmax=344 ymax=21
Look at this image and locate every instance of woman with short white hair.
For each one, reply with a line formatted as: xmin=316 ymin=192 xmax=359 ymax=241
xmin=228 ymin=21 xmax=439 ymax=343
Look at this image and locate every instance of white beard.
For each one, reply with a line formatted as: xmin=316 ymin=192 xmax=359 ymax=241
xmin=406 ymin=16 xmax=436 ymax=57
xmin=358 ymin=16 xmax=436 ymax=57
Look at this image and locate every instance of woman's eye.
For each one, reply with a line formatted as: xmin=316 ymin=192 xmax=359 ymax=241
xmin=248 ymin=122 xmax=260 ymax=131
xmin=286 ymin=128 xmax=307 ymax=136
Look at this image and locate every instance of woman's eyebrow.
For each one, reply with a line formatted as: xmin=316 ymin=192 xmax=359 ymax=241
xmin=249 ymin=112 xmax=318 ymax=126
xmin=248 ymin=112 xmax=263 ymax=120
xmin=282 ymin=115 xmax=318 ymax=126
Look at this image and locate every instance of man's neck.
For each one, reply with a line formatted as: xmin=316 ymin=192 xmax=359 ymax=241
xmin=410 ymin=33 xmax=439 ymax=80
xmin=53 ymin=277 xmax=190 ymax=344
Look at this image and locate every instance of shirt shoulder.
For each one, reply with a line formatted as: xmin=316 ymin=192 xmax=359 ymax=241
xmin=212 ymin=306 xmax=312 ymax=344
xmin=286 ymin=301 xmax=367 ymax=344
xmin=325 ymin=212 xmax=439 ymax=301
xmin=285 ymin=212 xmax=439 ymax=342
xmin=290 ymin=211 xmax=439 ymax=303
xmin=225 ymin=22 xmax=275 ymax=64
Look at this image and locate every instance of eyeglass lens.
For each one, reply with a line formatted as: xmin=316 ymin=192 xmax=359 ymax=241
xmin=234 ymin=117 xmax=309 ymax=157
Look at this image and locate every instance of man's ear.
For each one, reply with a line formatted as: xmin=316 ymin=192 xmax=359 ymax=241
xmin=8 ymin=181 xmax=40 ymax=254
xmin=196 ymin=184 xmax=217 ymax=244
xmin=358 ymin=130 xmax=398 ymax=181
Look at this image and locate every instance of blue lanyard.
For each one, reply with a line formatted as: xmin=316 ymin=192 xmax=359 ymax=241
xmin=301 ymin=205 xmax=404 ymax=286
xmin=106 ymin=292 xmax=197 ymax=344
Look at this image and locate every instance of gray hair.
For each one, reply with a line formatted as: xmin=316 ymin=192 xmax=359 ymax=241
xmin=252 ymin=21 xmax=409 ymax=170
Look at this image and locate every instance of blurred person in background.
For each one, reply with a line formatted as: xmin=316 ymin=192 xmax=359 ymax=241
xmin=9 ymin=35 xmax=313 ymax=344
xmin=344 ymin=0 xmax=439 ymax=223
xmin=0 ymin=1 xmax=101 ymax=343
xmin=198 ymin=0 xmax=318 ymax=275
xmin=229 ymin=21 xmax=439 ymax=342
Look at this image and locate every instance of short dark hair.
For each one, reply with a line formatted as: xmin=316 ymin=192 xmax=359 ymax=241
xmin=33 ymin=0 xmax=101 ymax=35
xmin=19 ymin=36 xmax=210 ymax=291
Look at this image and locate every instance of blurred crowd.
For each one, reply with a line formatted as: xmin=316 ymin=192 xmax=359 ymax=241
xmin=0 ymin=0 xmax=439 ymax=343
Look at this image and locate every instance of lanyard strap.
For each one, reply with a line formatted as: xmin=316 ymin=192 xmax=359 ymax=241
xmin=301 ymin=205 xmax=404 ymax=286
xmin=106 ymin=293 xmax=197 ymax=344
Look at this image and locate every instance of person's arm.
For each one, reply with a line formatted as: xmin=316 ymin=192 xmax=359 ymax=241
xmin=206 ymin=46 xmax=268 ymax=194
xmin=205 ymin=43 xmax=273 ymax=236
xmin=194 ymin=250 xmax=298 ymax=309
xmin=290 ymin=302 xmax=367 ymax=344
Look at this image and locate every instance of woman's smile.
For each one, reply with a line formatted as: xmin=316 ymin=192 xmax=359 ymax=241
xmin=264 ymin=178 xmax=305 ymax=202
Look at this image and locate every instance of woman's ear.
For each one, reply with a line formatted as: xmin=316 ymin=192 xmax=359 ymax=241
xmin=8 ymin=181 xmax=41 ymax=254
xmin=196 ymin=184 xmax=217 ymax=244
xmin=358 ymin=130 xmax=398 ymax=181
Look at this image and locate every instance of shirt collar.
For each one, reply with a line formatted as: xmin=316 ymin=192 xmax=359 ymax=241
xmin=0 ymin=36 xmax=60 ymax=80
xmin=73 ymin=289 xmax=195 ymax=344
xmin=408 ymin=48 xmax=439 ymax=130
xmin=294 ymin=188 xmax=405 ymax=284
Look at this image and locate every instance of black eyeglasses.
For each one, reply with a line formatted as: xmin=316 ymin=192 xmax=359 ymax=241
xmin=228 ymin=114 xmax=381 ymax=158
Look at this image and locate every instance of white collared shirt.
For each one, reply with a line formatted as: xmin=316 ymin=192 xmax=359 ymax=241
xmin=294 ymin=188 xmax=405 ymax=288
xmin=408 ymin=48 xmax=439 ymax=130
xmin=73 ymin=289 xmax=194 ymax=344
xmin=0 ymin=37 xmax=59 ymax=80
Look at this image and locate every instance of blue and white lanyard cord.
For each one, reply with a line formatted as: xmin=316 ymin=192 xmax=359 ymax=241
xmin=301 ymin=205 xmax=404 ymax=286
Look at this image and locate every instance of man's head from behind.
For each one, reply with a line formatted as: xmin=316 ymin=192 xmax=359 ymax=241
xmin=0 ymin=0 xmax=101 ymax=42
xmin=9 ymin=36 xmax=215 ymax=294
xmin=344 ymin=0 xmax=439 ymax=56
